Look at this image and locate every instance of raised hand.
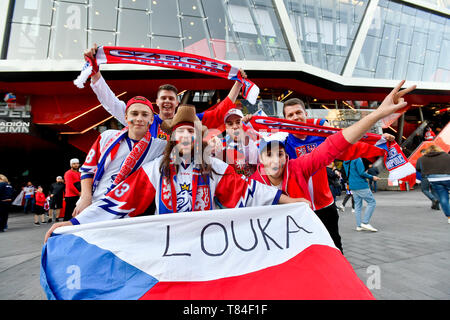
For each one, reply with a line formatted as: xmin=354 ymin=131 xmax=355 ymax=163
xmin=239 ymin=69 xmax=247 ymax=79
xmin=375 ymin=80 xmax=416 ymax=119
xmin=84 ymin=43 xmax=98 ymax=60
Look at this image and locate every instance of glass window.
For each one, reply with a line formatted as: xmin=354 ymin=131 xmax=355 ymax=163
xmin=406 ymin=62 xmax=423 ymax=81
xmin=437 ymin=39 xmax=450 ymax=70
xmin=117 ymin=8 xmax=149 ymax=47
xmin=385 ymin=2 xmax=401 ymax=27
xmin=422 ymin=50 xmax=439 ymax=81
xmin=445 ymin=20 xmax=450 ymax=40
xmin=284 ymin=0 xmax=369 ymax=73
xmin=152 ymin=36 xmax=182 ymax=51
xmin=409 ymin=31 xmax=427 ymax=64
xmin=202 ymin=0 xmax=242 ymax=60
xmin=210 ymin=40 xmax=240 ymax=60
xmin=353 ymin=68 xmax=374 ymax=78
xmin=367 ymin=6 xmax=385 ymax=38
xmin=88 ymin=30 xmax=116 ymax=47
xmin=356 ymin=35 xmax=381 ymax=72
xmin=179 ymin=0 xmax=203 ymax=17
xmin=393 ymin=42 xmax=409 ymax=80
xmin=89 ymin=0 xmax=118 ymax=31
xmin=181 ymin=16 xmax=211 ymax=57
xmin=49 ymin=1 xmax=88 ymax=59
xmin=7 ymin=23 xmax=50 ymax=59
xmin=354 ymin=1 xmax=449 ymax=82
xmin=3 ymin=0 xmax=296 ymax=62
xmin=375 ymin=56 xmax=395 ymax=79
xmin=12 ymin=0 xmax=54 ymax=26
xmin=151 ymin=0 xmax=180 ymax=37
xmin=427 ymin=21 xmax=444 ymax=52
xmin=379 ymin=24 xmax=399 ymax=58
xmin=120 ymin=0 xmax=150 ymax=10
xmin=60 ymin=0 xmax=87 ymax=3
xmin=414 ymin=10 xmax=430 ymax=32
xmin=398 ymin=13 xmax=414 ymax=45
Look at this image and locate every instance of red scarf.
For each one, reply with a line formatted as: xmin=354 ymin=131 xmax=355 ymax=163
xmin=250 ymin=116 xmax=416 ymax=180
xmin=74 ymin=46 xmax=259 ymax=104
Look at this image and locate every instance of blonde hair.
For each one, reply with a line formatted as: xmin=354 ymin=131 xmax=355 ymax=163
xmin=0 ymin=174 xmax=9 ymax=183
xmin=425 ymin=145 xmax=444 ymax=154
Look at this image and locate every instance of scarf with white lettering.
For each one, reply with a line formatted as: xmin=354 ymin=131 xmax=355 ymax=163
xmin=250 ymin=116 xmax=416 ymax=180
xmin=74 ymin=46 xmax=260 ymax=104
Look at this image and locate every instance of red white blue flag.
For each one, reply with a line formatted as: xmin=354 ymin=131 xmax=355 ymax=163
xmin=41 ymin=203 xmax=374 ymax=300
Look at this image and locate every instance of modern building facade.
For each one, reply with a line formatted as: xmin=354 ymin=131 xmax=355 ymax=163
xmin=0 ymin=0 xmax=448 ymax=188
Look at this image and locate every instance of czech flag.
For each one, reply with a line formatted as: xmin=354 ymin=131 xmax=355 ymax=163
xmin=41 ymin=203 xmax=374 ymax=300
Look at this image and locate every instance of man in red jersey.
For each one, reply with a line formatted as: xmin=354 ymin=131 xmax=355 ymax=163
xmin=63 ymin=158 xmax=81 ymax=221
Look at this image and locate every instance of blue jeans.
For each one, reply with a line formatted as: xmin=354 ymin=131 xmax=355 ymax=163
xmin=369 ymin=180 xmax=377 ymax=192
xmin=420 ymin=176 xmax=438 ymax=202
xmin=429 ymin=178 xmax=450 ymax=217
xmin=352 ymin=188 xmax=376 ymax=227
xmin=24 ymin=197 xmax=35 ymax=213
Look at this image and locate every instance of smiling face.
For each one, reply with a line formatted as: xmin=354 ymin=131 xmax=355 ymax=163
xmin=225 ymin=114 xmax=243 ymax=142
xmin=259 ymin=144 xmax=287 ymax=181
xmin=125 ymin=103 xmax=154 ymax=139
xmin=156 ymin=89 xmax=179 ymax=120
xmin=173 ymin=125 xmax=195 ymax=156
xmin=283 ymin=104 xmax=307 ymax=123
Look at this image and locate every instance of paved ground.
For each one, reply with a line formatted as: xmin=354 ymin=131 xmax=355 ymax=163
xmin=0 ymin=189 xmax=448 ymax=300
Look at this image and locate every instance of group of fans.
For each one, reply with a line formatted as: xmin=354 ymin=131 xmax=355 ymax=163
xmin=44 ymin=46 xmax=417 ymax=252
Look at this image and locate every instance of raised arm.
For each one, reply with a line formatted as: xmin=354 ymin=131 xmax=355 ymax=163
xmin=200 ymin=69 xmax=246 ymax=129
xmin=227 ymin=69 xmax=246 ymax=103
xmin=84 ymin=44 xmax=128 ymax=126
xmin=290 ymin=81 xmax=415 ymax=179
xmin=341 ymin=80 xmax=416 ymax=144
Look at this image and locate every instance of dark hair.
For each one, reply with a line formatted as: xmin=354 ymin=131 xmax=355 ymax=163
xmin=283 ymin=98 xmax=306 ymax=117
xmin=157 ymin=84 xmax=178 ymax=97
xmin=159 ymin=138 xmax=215 ymax=182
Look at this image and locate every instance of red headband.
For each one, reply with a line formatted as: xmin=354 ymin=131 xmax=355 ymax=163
xmin=126 ymin=96 xmax=155 ymax=114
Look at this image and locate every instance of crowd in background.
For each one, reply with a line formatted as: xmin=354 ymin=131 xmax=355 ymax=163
xmin=0 ymin=158 xmax=81 ymax=231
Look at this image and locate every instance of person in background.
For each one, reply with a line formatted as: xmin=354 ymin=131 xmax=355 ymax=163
xmin=424 ymin=127 xmax=436 ymax=141
xmin=367 ymin=164 xmax=380 ymax=193
xmin=63 ymin=159 xmax=81 ymax=221
xmin=416 ymin=149 xmax=440 ymax=210
xmin=23 ymin=181 xmax=35 ymax=214
xmin=33 ymin=186 xmax=47 ymax=226
xmin=0 ymin=174 xmax=13 ymax=232
xmin=420 ymin=145 xmax=450 ymax=224
xmin=48 ymin=176 xmax=65 ymax=222
xmin=341 ymin=183 xmax=355 ymax=213
xmin=211 ymin=108 xmax=259 ymax=178
xmin=343 ymin=158 xmax=380 ymax=232
xmin=326 ymin=162 xmax=343 ymax=209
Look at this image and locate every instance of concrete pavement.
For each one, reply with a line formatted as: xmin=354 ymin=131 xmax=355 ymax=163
xmin=0 ymin=189 xmax=448 ymax=300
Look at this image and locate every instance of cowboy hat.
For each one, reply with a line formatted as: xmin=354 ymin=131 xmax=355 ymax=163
xmin=160 ymin=104 xmax=206 ymax=135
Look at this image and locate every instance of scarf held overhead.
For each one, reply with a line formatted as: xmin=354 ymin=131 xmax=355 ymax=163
xmin=74 ymin=46 xmax=260 ymax=104
xmin=250 ymin=116 xmax=416 ymax=180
